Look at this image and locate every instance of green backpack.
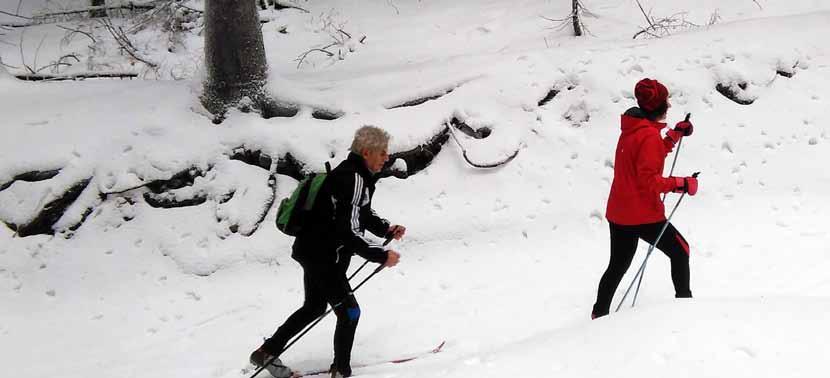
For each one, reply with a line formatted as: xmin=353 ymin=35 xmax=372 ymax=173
xmin=275 ymin=163 xmax=330 ymax=236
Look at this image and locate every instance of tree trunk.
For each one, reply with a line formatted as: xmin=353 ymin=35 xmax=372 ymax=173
xmin=201 ymin=0 xmax=269 ymax=119
xmin=572 ymin=0 xmax=583 ymax=37
xmin=90 ymin=0 xmax=106 ymax=18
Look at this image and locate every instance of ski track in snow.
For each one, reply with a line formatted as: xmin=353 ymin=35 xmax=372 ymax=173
xmin=2 ymin=1 xmax=830 ymax=377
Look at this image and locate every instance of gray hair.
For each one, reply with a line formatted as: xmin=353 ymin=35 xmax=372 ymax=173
xmin=350 ymin=125 xmax=390 ymax=154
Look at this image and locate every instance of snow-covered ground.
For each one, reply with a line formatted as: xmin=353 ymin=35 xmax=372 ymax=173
xmin=2 ymin=1 xmax=830 ymax=377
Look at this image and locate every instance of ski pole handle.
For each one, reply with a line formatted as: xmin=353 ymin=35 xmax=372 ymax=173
xmin=349 ymin=236 xmax=393 ymax=280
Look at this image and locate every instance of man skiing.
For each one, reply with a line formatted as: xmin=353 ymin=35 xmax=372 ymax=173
xmin=251 ymin=125 xmax=405 ymax=377
xmin=591 ymin=78 xmax=698 ymax=319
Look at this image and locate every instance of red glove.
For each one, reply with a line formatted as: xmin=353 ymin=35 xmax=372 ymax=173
xmin=671 ymin=176 xmax=698 ymax=195
xmin=674 ymin=119 xmax=693 ymax=136
xmin=665 ymin=120 xmax=693 ymax=144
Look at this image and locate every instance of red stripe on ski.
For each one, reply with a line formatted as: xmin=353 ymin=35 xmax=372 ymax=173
xmin=292 ymin=341 xmax=446 ymax=377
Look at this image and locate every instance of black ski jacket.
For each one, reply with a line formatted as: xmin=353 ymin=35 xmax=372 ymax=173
xmin=292 ymin=152 xmax=391 ymax=268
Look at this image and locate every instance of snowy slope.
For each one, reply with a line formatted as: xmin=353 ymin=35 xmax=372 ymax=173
xmin=3 ymin=1 xmax=830 ymax=378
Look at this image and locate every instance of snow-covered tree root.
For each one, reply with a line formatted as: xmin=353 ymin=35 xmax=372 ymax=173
xmin=311 ymin=108 xmax=344 ymax=121
xmin=7 ymin=178 xmax=92 ymax=237
xmin=0 ymin=169 xmax=61 ymax=191
xmin=537 ymin=84 xmax=575 ymax=107
xmin=380 ymin=127 xmax=451 ymax=179
xmin=716 ymin=81 xmax=755 ymax=105
xmin=0 ymin=120 xmax=516 ymax=238
xmin=379 ymin=119 xmax=516 ymax=178
xmin=387 ymin=86 xmax=458 ymax=109
xmin=715 ymin=65 xmax=798 ymax=106
xmin=450 ymin=117 xmax=491 ymax=139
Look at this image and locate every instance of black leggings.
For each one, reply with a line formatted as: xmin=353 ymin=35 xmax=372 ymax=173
xmin=263 ymin=262 xmax=360 ymax=375
xmin=593 ymin=221 xmax=691 ymax=317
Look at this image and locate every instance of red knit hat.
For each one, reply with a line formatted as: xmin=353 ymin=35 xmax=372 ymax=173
xmin=634 ymin=78 xmax=668 ymax=113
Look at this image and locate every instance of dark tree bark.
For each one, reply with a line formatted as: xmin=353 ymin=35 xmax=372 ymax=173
xmin=201 ymin=0 xmax=269 ymax=119
xmin=572 ymin=0 xmax=583 ymax=37
xmin=90 ymin=0 xmax=106 ymax=18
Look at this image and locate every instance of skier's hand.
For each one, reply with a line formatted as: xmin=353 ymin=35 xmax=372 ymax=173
xmin=389 ymin=225 xmax=407 ymax=240
xmin=674 ymin=113 xmax=693 ymax=137
xmin=384 ymin=250 xmax=401 ymax=267
xmin=670 ymin=176 xmax=698 ymax=195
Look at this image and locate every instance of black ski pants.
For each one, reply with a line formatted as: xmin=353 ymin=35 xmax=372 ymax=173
xmin=592 ymin=221 xmax=692 ymax=317
xmin=263 ymin=259 xmax=360 ymax=376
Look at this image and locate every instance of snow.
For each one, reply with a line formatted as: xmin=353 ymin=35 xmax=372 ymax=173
xmin=3 ymin=1 xmax=830 ymax=378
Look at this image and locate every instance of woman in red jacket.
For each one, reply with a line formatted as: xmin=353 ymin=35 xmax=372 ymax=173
xmin=592 ymin=78 xmax=698 ymax=319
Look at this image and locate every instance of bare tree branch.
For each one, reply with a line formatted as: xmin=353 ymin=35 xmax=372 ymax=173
xmin=171 ymin=1 xmax=203 ymax=13
xmin=99 ymin=17 xmax=159 ymax=68
xmin=632 ymin=11 xmax=702 ymax=39
xmin=0 ymin=59 xmax=19 ymax=69
xmin=386 ymin=0 xmax=400 ymax=15
xmin=635 ymin=0 xmax=654 ymax=28
xmin=33 ymin=3 xmax=155 ymax=19
xmin=32 ymin=34 xmax=48 ymax=72
xmin=34 ymin=54 xmax=81 ymax=74
xmin=19 ymin=31 xmax=34 ymax=73
xmin=295 ymin=44 xmax=336 ymax=68
xmin=336 ymin=27 xmax=351 ymax=39
xmin=542 ymin=1 xmax=593 ymax=37
xmin=752 ymin=0 xmax=763 ymax=10
xmin=0 ymin=9 xmax=31 ymax=19
xmin=16 ymin=71 xmax=138 ymax=81
xmin=447 ymin=124 xmax=519 ymax=169
xmin=57 ymin=24 xmax=96 ymax=44
xmin=273 ymin=1 xmax=310 ymax=13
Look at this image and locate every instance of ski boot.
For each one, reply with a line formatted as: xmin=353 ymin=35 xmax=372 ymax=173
xmin=250 ymin=347 xmax=293 ymax=378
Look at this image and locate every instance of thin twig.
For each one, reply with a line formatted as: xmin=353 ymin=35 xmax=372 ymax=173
xmin=57 ymin=24 xmax=96 ymax=44
xmin=35 ymin=54 xmax=81 ymax=73
xmin=635 ymin=0 xmax=654 ymax=28
xmin=386 ymin=0 xmax=400 ymax=15
xmin=171 ymin=1 xmax=203 ymax=13
xmin=446 ymin=122 xmax=519 ymax=169
xmin=99 ymin=18 xmax=159 ymax=68
xmin=0 ymin=59 xmax=19 ymax=69
xmin=336 ymin=28 xmax=351 ymax=39
xmin=752 ymin=0 xmax=763 ymax=10
xmin=0 ymin=9 xmax=31 ymax=19
xmin=632 ymin=12 xmax=698 ymax=39
xmin=19 ymin=31 xmax=34 ymax=73
xmin=540 ymin=15 xmax=569 ymax=23
xmin=32 ymin=34 xmax=47 ymax=74
xmin=295 ymin=47 xmax=336 ymax=68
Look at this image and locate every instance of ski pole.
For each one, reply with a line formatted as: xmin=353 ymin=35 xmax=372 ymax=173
xmin=662 ymin=113 xmax=690 ymax=203
xmin=348 ymin=236 xmax=393 ymax=280
xmin=615 ymin=172 xmax=699 ymax=312
xmin=250 ymin=239 xmax=393 ymax=378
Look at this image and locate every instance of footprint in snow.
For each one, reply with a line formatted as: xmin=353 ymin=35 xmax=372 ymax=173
xmin=734 ymin=346 xmax=758 ymax=358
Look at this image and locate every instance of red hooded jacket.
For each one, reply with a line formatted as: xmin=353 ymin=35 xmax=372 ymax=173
xmin=606 ymin=108 xmax=678 ymax=225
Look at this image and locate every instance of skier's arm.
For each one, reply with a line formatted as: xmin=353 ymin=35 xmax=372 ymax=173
xmin=638 ymin=134 xmax=677 ymax=194
xmin=663 ymin=131 xmax=680 ymax=153
xmin=360 ymin=207 xmax=391 ymax=238
xmin=333 ymin=172 xmax=389 ymax=264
